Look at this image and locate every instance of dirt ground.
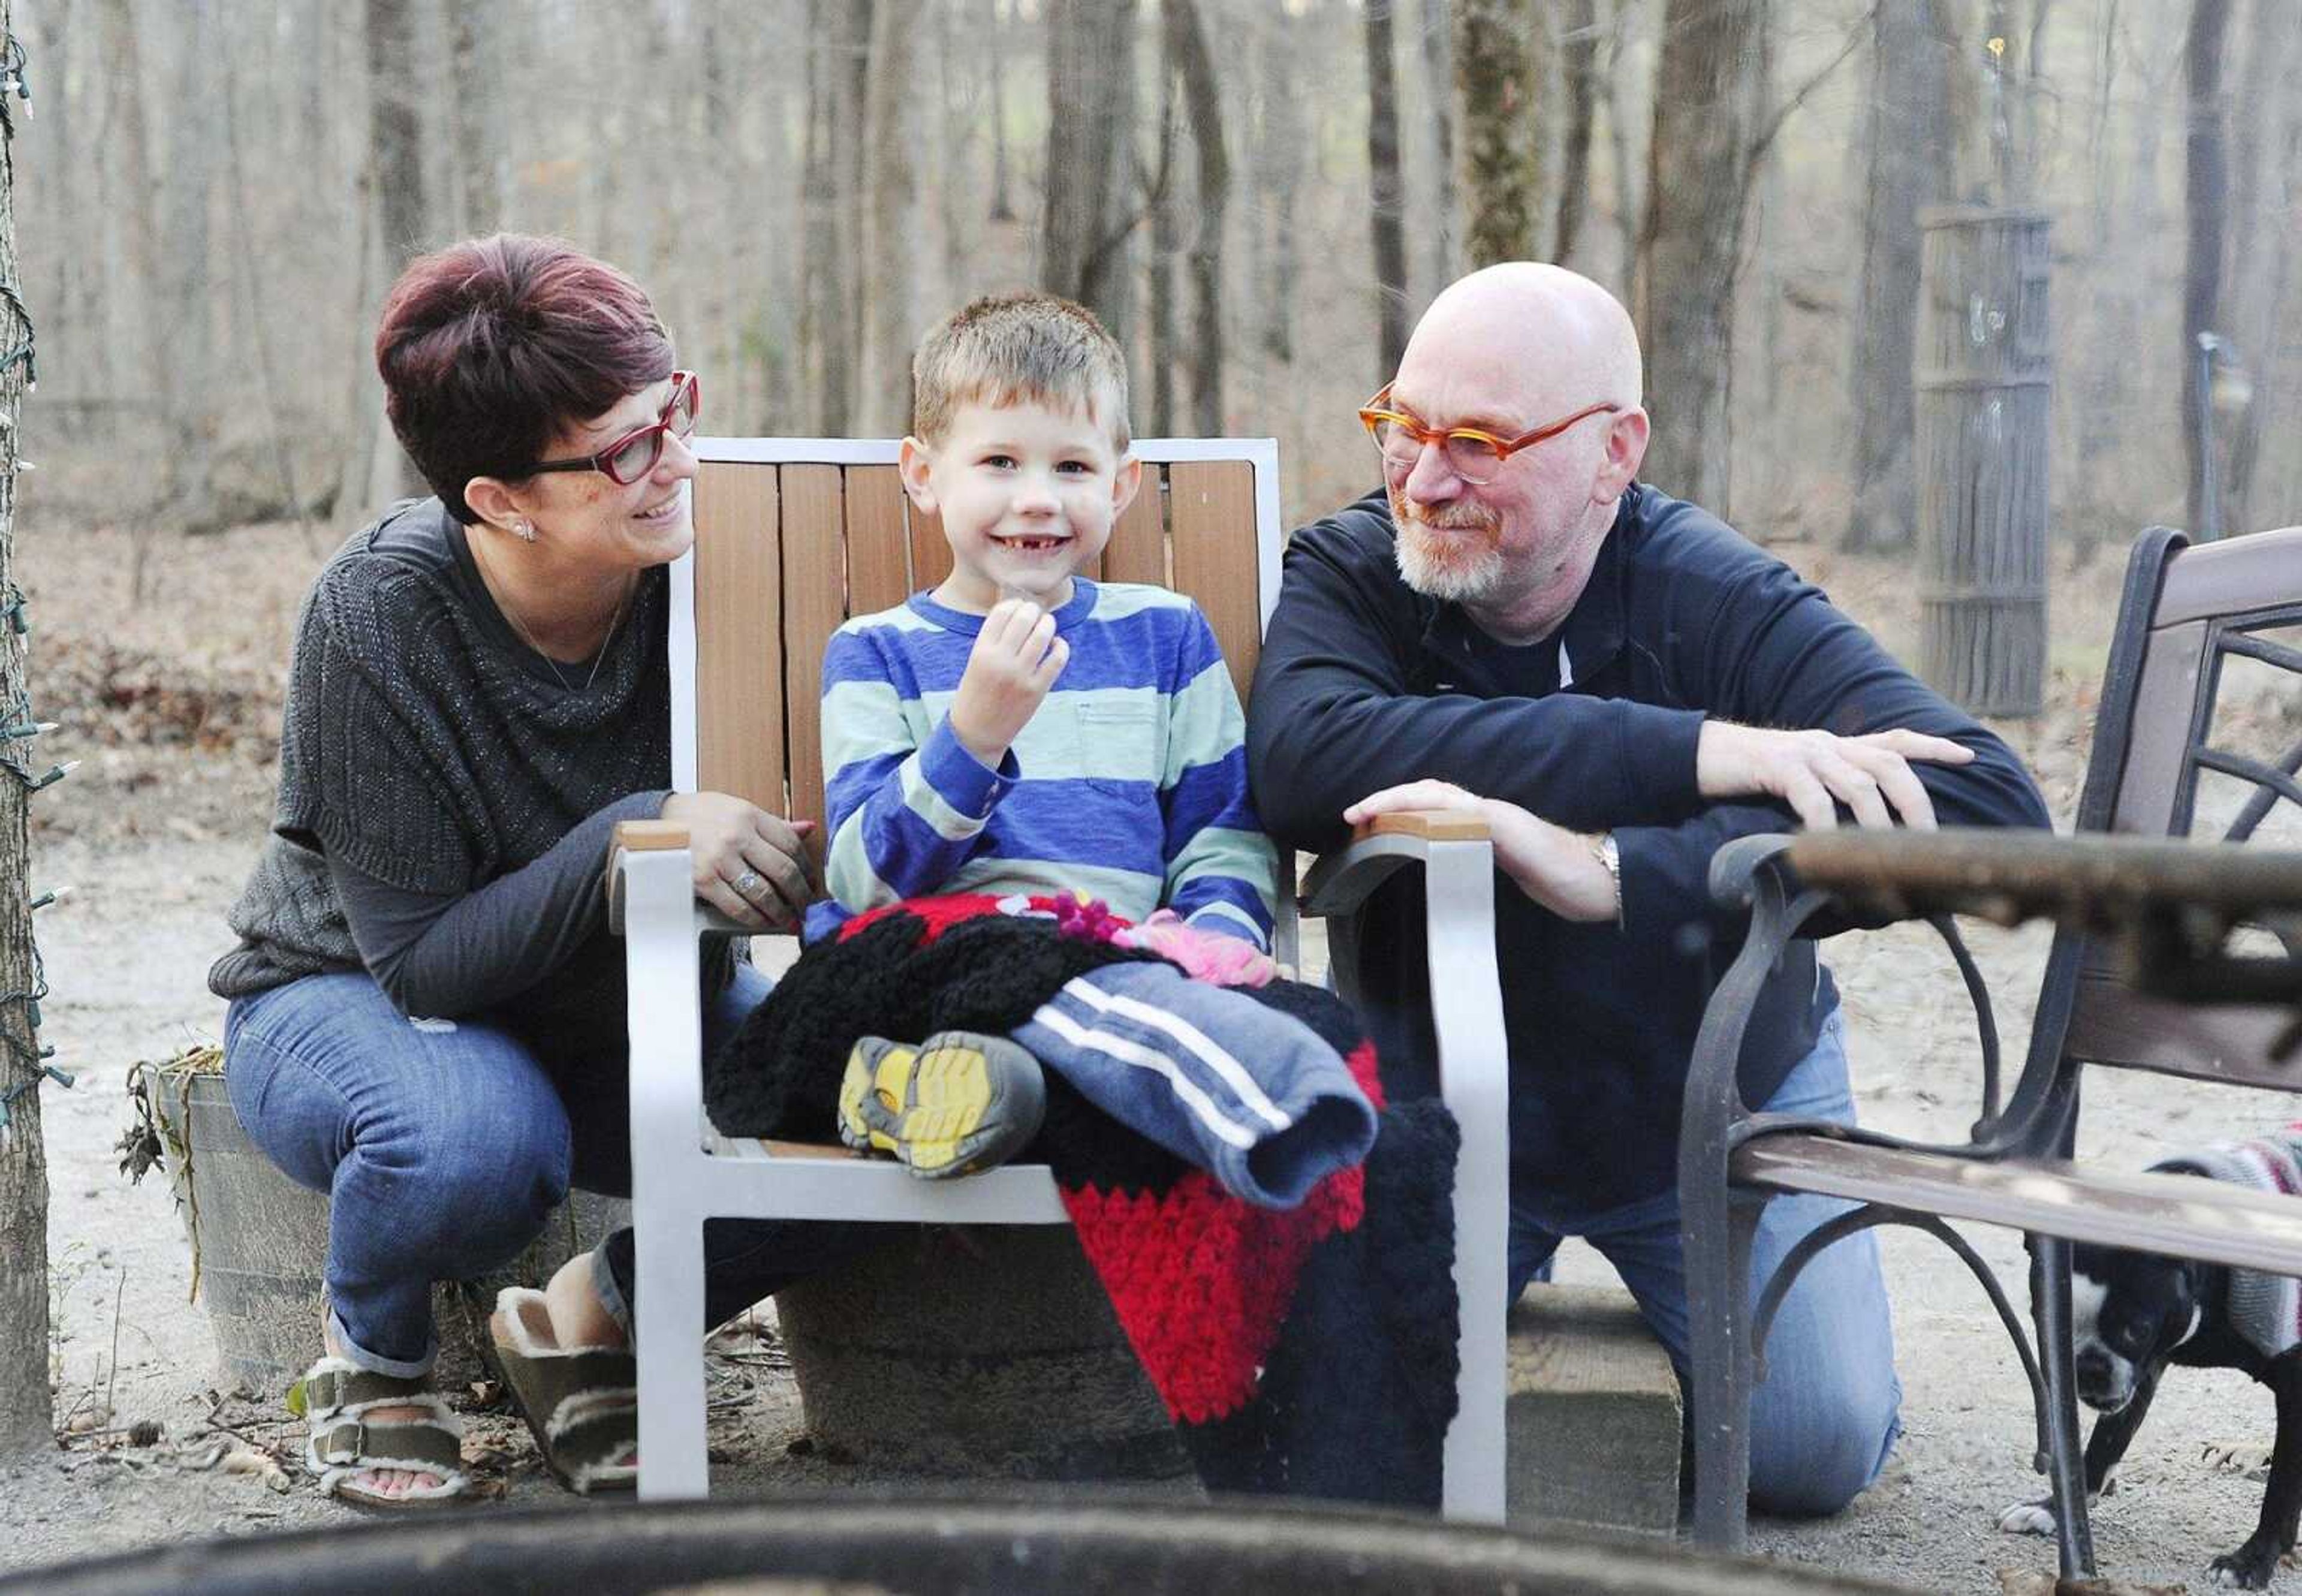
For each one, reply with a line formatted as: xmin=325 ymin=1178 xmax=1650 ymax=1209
xmin=2 ymin=513 xmax=2295 ymax=1592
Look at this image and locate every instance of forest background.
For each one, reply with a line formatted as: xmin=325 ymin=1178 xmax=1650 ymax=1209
xmin=15 ymin=0 xmax=2300 ymax=573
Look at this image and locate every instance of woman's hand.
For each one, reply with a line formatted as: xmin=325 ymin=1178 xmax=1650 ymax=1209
xmin=658 ymin=791 xmax=820 ymax=930
xmin=1343 ymin=779 xmax=1617 ymax=924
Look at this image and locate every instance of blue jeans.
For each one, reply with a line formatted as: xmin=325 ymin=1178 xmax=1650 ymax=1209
xmin=1506 ymin=1008 xmax=1902 ymax=1516
xmin=225 ymin=963 xmax=863 ymax=1377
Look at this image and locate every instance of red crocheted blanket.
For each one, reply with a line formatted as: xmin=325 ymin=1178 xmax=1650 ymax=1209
xmin=708 ymin=893 xmax=1462 ymax=1506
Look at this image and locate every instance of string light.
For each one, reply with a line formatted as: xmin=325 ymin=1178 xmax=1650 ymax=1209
xmin=0 ymin=31 xmax=65 ymax=1140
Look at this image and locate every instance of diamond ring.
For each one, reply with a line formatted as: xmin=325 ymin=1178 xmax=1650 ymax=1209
xmin=732 ymin=869 xmax=763 ymax=898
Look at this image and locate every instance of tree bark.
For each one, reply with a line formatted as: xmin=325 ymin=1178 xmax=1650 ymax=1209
xmin=358 ymin=0 xmax=428 ymax=507
xmin=1416 ymin=0 xmax=1459 ymax=297
xmin=1041 ymin=0 xmax=1141 ymax=347
xmin=799 ymin=0 xmax=871 ymax=433
xmin=859 ymin=0 xmax=918 ymax=435
xmin=2181 ymin=0 xmax=2232 ymax=535
xmin=2223 ymin=0 xmax=2302 ymax=526
xmin=449 ymin=5 xmax=510 ymax=235
xmin=1455 ymin=0 xmax=1562 ymax=266
xmin=166 ymin=0 xmax=219 ymax=534
xmin=986 ymin=0 xmax=1016 ymax=223
xmin=1149 ymin=35 xmax=1180 ymax=436
xmin=0 ymin=0 xmax=55 ymax=1455
xmin=1845 ymin=0 xmax=1956 ymax=551
xmin=1555 ymin=0 xmax=1600 ymax=264
xmin=1364 ymin=0 xmax=1409 ymax=375
xmin=1634 ymin=0 xmax=1767 ymax=513
xmin=1255 ymin=12 xmax=1303 ymax=365
xmin=1168 ymin=0 xmax=1227 ymax=435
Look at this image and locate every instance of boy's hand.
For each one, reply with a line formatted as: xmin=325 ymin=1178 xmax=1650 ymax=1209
xmin=950 ymin=599 xmax=1069 ymax=766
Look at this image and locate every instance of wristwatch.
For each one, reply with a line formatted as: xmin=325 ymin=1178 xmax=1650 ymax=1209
xmin=1589 ymin=831 xmax=1623 ymax=927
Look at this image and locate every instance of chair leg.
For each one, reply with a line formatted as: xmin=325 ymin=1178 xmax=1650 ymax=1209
xmin=1688 ymin=1193 xmax=1764 ymax=1551
xmin=2030 ymin=1234 xmax=2096 ymax=1579
xmin=634 ymin=1210 xmax=712 ymax=1501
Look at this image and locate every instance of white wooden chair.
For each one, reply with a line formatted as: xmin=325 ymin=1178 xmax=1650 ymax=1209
xmin=609 ymin=436 xmax=1509 ymax=1517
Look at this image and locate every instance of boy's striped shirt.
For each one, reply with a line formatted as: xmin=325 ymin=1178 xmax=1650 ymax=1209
xmin=809 ymin=579 xmax=1277 ymax=947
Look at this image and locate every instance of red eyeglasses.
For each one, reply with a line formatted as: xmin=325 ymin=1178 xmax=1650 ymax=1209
xmin=525 ymin=371 xmax=700 ymax=486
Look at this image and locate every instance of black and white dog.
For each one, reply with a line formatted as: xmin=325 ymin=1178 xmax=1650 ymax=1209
xmin=1999 ymin=1136 xmax=2302 ymax=1590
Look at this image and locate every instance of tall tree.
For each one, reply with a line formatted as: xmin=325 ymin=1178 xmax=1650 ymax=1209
xmin=1167 ymin=0 xmax=1227 ymax=435
xmin=798 ymin=0 xmax=871 ymax=433
xmin=1254 ymin=12 xmax=1304 ymax=366
xmin=1042 ymin=0 xmax=1141 ymax=346
xmin=351 ymin=0 xmax=430 ymax=510
xmin=0 ymin=0 xmax=53 ymax=1454
xmin=1455 ymin=0 xmax=1562 ymax=266
xmin=2181 ymin=0 xmax=2232 ymax=534
xmin=1635 ymin=0 xmax=1767 ymax=511
xmin=859 ymin=0 xmax=919 ymax=434
xmin=1845 ymin=0 xmax=1956 ymax=551
xmin=2223 ymin=0 xmax=2302 ymax=526
xmin=166 ymin=0 xmax=219 ymax=534
xmin=1364 ymin=0 xmax=1409 ymax=375
xmin=1555 ymin=0 xmax=1601 ymax=264
xmin=449 ymin=6 xmax=510 ymax=235
xmin=1415 ymin=0 xmax=1459 ymax=297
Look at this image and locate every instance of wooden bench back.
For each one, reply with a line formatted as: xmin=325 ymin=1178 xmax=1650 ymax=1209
xmin=2056 ymin=524 xmax=2302 ymax=1088
xmin=672 ymin=438 xmax=1282 ymax=844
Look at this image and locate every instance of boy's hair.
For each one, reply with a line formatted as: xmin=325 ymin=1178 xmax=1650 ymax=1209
xmin=911 ymin=292 xmax=1131 ymax=452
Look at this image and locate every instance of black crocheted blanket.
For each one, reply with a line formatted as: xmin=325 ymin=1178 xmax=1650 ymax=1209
xmin=708 ymin=896 xmax=1463 ymax=1508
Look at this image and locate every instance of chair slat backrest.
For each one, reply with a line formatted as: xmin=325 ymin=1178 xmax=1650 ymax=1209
xmin=677 ymin=438 xmax=1283 ymax=844
xmin=2056 ymin=525 xmax=2302 ymax=1087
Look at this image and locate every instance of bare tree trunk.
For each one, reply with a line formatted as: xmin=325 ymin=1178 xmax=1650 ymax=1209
xmin=1416 ymin=0 xmax=1458 ymax=296
xmin=2182 ymin=0 xmax=2232 ymax=535
xmin=166 ymin=0 xmax=220 ymax=535
xmin=1456 ymin=0 xmax=1562 ymax=266
xmin=1364 ymin=0 xmax=1409 ymax=375
xmin=360 ymin=0 xmax=429 ymax=507
xmin=1634 ymin=0 xmax=1766 ymax=512
xmin=1556 ymin=0 xmax=1599 ymax=264
xmin=1041 ymin=0 xmax=1141 ymax=346
xmin=2223 ymin=0 xmax=2302 ymax=525
xmin=1845 ymin=0 xmax=1956 ymax=551
xmin=858 ymin=0 xmax=918 ymax=434
xmin=0 ymin=0 xmax=55 ymax=1455
xmin=1149 ymin=35 xmax=1180 ymax=436
xmin=799 ymin=0 xmax=870 ymax=433
xmin=1168 ymin=0 xmax=1226 ymax=435
xmin=986 ymin=0 xmax=1016 ymax=224
xmin=449 ymin=5 xmax=510 ymax=234
xmin=1255 ymin=14 xmax=1302 ymax=365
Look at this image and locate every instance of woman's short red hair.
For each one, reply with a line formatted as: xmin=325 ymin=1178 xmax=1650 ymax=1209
xmin=375 ymin=234 xmax=674 ymax=522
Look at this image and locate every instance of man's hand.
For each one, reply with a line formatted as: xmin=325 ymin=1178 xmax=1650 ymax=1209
xmin=1344 ymin=780 xmax=1618 ymax=923
xmin=659 ymin=790 xmax=821 ymax=930
xmin=949 ymin=599 xmax=1069 ymax=767
xmin=1695 ymin=722 xmax=1975 ymax=832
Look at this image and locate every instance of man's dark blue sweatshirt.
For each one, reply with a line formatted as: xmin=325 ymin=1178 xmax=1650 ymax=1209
xmin=1247 ymin=484 xmax=2050 ymax=1215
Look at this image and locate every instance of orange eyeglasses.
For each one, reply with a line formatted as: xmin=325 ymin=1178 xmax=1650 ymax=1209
xmin=1358 ymin=382 xmax=1621 ymax=486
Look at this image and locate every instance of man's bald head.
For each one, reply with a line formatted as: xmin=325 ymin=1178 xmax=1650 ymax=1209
xmin=1400 ymin=263 xmax=1643 ymax=418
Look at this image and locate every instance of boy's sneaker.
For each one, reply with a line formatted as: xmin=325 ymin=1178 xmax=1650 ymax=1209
xmin=836 ymin=1031 xmax=1047 ymax=1178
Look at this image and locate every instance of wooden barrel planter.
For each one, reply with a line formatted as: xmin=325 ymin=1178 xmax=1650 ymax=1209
xmin=1915 ymin=205 xmax=2053 ymax=717
xmin=142 ymin=1058 xmax=625 ymax=1393
xmin=773 ymin=1224 xmax=1195 ymax=1484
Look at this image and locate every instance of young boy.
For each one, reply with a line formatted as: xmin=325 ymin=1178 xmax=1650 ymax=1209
xmin=811 ymin=292 xmax=1371 ymax=1207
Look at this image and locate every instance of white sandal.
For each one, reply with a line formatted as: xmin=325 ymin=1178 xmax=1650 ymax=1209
xmin=288 ymin=1356 xmax=470 ymax=1508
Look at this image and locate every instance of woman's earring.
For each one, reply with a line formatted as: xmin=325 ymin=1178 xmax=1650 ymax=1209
xmin=512 ymin=518 xmax=537 ymax=544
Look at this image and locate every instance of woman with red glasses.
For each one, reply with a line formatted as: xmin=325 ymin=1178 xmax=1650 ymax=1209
xmin=207 ymin=234 xmax=843 ymax=1505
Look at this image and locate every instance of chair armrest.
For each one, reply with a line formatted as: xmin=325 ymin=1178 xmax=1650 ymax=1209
xmin=1299 ymin=808 xmax=1490 ymax=920
xmin=605 ymin=820 xmax=749 ymax=938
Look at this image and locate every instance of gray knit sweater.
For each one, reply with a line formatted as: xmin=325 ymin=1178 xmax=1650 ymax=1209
xmin=209 ymin=499 xmax=673 ymax=1010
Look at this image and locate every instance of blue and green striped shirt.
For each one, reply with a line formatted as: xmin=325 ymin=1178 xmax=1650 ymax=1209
xmin=809 ymin=579 xmax=1278 ymax=947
